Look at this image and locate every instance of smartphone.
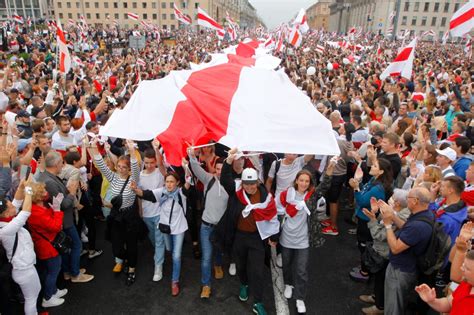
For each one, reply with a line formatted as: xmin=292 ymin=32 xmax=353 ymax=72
xmin=20 ymin=165 xmax=31 ymax=180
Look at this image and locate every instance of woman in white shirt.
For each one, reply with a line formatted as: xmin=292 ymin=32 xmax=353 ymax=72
xmin=132 ymin=171 xmax=190 ymax=297
xmin=0 ymin=177 xmax=40 ymax=315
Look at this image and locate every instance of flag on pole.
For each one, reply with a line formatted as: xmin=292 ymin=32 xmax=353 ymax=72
xmin=289 ymin=25 xmax=302 ymax=48
xmin=12 ymin=13 xmax=24 ymax=24
xmin=174 ymin=3 xmax=192 ymax=25
xmin=450 ymin=0 xmax=474 ymax=37
xmin=197 ymin=7 xmax=224 ymax=33
xmin=127 ymin=12 xmax=139 ymax=21
xmin=315 ymin=44 xmax=325 ymax=54
xmin=136 ymin=58 xmax=146 ymax=67
xmin=380 ymin=38 xmax=417 ymax=80
xmin=442 ymin=30 xmax=450 ymax=45
xmin=56 ymin=20 xmax=72 ymax=74
xmin=293 ymin=8 xmax=309 ymax=33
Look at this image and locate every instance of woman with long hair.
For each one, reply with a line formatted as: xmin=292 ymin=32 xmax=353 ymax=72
xmin=348 ymin=158 xmax=393 ymax=282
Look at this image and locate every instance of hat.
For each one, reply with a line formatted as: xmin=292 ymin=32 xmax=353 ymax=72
xmin=16 ymin=110 xmax=30 ymax=118
xmin=241 ymin=168 xmax=258 ymax=184
xmin=435 ymin=147 xmax=457 ymax=162
xmin=9 ymin=88 xmax=19 ymax=94
xmin=31 ymin=106 xmax=45 ymax=117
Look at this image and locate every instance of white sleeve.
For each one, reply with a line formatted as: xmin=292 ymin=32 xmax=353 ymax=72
xmin=151 ymin=187 xmax=165 ymax=202
xmin=268 ymin=160 xmax=276 ymax=179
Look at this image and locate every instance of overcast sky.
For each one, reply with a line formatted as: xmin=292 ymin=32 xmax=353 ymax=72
xmin=250 ymin=0 xmax=317 ymax=29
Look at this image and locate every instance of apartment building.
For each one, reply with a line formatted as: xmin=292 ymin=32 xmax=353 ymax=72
xmin=307 ymin=1 xmax=331 ymax=30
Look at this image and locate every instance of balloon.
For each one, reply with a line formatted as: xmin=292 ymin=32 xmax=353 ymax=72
xmin=333 ymin=63 xmax=339 ymax=70
xmin=306 ymin=66 xmax=316 ymax=76
xmin=343 ymin=58 xmax=350 ymax=65
xmin=327 ymin=63 xmax=333 ymax=71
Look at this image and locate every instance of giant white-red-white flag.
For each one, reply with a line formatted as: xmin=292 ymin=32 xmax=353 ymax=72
xmin=450 ymin=0 xmax=474 ymax=37
xmin=100 ymin=56 xmax=340 ymax=166
xmin=56 ymin=20 xmax=71 ymax=74
xmin=197 ymin=7 xmax=224 ymax=33
xmin=294 ymin=8 xmax=309 ymax=33
xmin=380 ymin=38 xmax=416 ymax=80
xmin=173 ymin=4 xmax=192 ymax=25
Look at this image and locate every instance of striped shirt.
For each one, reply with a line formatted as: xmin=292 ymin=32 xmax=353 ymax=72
xmin=94 ymin=154 xmax=140 ymax=209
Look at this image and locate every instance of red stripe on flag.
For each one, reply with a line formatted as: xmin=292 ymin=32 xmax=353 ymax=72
xmin=60 ymin=52 xmax=66 ymax=72
xmin=157 ymin=63 xmax=244 ymax=165
xmin=450 ymin=7 xmax=474 ymax=30
xmin=393 ymin=47 xmax=413 ymax=62
xmin=235 ymin=42 xmax=256 ymax=58
xmin=197 ymin=13 xmax=223 ymax=30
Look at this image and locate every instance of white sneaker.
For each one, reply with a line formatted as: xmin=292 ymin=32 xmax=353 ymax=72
xmin=296 ymin=300 xmax=306 ymax=313
xmin=81 ymin=232 xmax=88 ymax=243
xmin=153 ymin=264 xmax=163 ymax=282
xmin=276 ymin=253 xmax=283 ymax=268
xmin=42 ymin=296 xmax=65 ymax=308
xmin=53 ymin=288 xmax=68 ymax=299
xmin=228 ymin=263 xmax=236 ymax=276
xmin=284 ymin=284 xmax=293 ymax=299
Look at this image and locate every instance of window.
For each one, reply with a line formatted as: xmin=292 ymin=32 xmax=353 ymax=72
xmin=57 ymin=2 xmax=62 ymax=8
xmin=94 ymin=2 xmax=99 ymax=8
xmin=440 ymin=17 xmax=446 ymax=27
xmin=132 ymin=2 xmax=137 ymax=8
xmin=123 ymin=2 xmax=127 ymax=8
xmin=454 ymin=3 xmax=460 ymax=12
xmin=163 ymin=24 xmax=167 ymax=29
xmin=170 ymin=2 xmax=174 ymax=8
xmin=114 ymin=13 xmax=119 ymax=19
xmin=404 ymin=2 xmax=409 ymax=11
xmin=162 ymin=13 xmax=167 ymax=19
xmin=96 ymin=13 xmax=100 ymax=19
xmin=143 ymin=13 xmax=147 ymax=19
xmin=59 ymin=13 xmax=63 ymax=18
xmin=113 ymin=2 xmax=118 ymax=8
xmin=66 ymin=2 xmax=71 ymax=8
xmin=152 ymin=3 xmax=156 ymax=9
xmin=434 ymin=2 xmax=439 ymax=12
xmin=152 ymin=13 xmax=157 ymax=20
xmin=86 ymin=13 xmax=91 ymax=19
xmin=68 ymin=13 xmax=72 ymax=18
xmin=142 ymin=2 xmax=146 ymax=8
xmin=414 ymin=2 xmax=419 ymax=12
xmin=431 ymin=17 xmax=436 ymax=26
xmin=423 ymin=2 xmax=429 ymax=12
xmin=85 ymin=2 xmax=89 ymax=8
xmin=171 ymin=24 xmax=175 ymax=30
xmin=161 ymin=2 xmax=166 ymax=8
xmin=77 ymin=13 xmax=81 ymax=18
xmin=124 ymin=13 xmax=128 ymax=19
xmin=170 ymin=13 xmax=175 ymax=20
xmin=411 ymin=16 xmax=417 ymax=25
xmin=438 ymin=31 xmax=443 ymax=39
xmin=443 ymin=2 xmax=449 ymax=12
xmin=76 ymin=2 xmax=80 ymax=8
xmin=104 ymin=2 xmax=108 ymax=8
xmin=182 ymin=2 xmax=186 ymax=8
xmin=195 ymin=3 xmax=199 ymax=9
xmin=421 ymin=16 xmax=427 ymax=26
xmin=401 ymin=16 xmax=407 ymax=25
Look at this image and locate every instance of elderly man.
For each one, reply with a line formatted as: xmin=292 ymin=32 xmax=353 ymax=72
xmin=379 ymin=187 xmax=435 ymax=314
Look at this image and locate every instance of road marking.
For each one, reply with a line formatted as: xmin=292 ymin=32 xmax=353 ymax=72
xmin=270 ymin=247 xmax=289 ymax=315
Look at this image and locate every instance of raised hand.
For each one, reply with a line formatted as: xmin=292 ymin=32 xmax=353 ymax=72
xmin=415 ymin=284 xmax=436 ymax=303
xmin=370 ymin=197 xmax=379 ymax=213
xmin=49 ymin=193 xmax=64 ymax=211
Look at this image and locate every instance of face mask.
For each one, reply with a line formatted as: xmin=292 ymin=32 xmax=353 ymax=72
xmin=449 ymin=105 xmax=455 ymax=111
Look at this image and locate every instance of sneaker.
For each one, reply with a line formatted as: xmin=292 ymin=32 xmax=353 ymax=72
xmin=80 ymin=249 xmax=88 ymax=256
xmin=126 ymin=272 xmax=136 ymax=286
xmin=359 ymin=294 xmax=376 ymax=304
xmin=64 ymin=268 xmax=86 ymax=280
xmin=352 ymin=266 xmax=361 ymax=273
xmin=252 ymin=302 xmax=267 ymax=315
xmin=200 ymin=285 xmax=211 ymax=299
xmin=88 ymin=250 xmax=103 ymax=259
xmin=113 ymin=263 xmax=123 ymax=273
xmin=53 ymin=288 xmax=68 ymax=299
xmin=229 ymin=263 xmax=236 ymax=276
xmin=42 ymin=296 xmax=64 ymax=308
xmin=296 ymin=300 xmax=306 ymax=314
xmin=171 ymin=281 xmax=180 ymax=296
xmin=153 ymin=264 xmax=163 ymax=282
xmin=239 ymin=284 xmax=249 ymax=302
xmin=349 ymin=270 xmax=369 ymax=282
xmin=347 ymin=228 xmax=357 ymax=235
xmin=321 ymin=226 xmax=339 ymax=236
xmin=214 ymin=266 xmax=224 ymax=280
xmin=284 ymin=285 xmax=293 ymax=299
xmin=362 ymin=305 xmax=384 ymax=314
xmin=81 ymin=232 xmax=88 ymax=243
xmin=276 ymin=253 xmax=283 ymax=268
xmin=71 ymin=273 xmax=94 ymax=283
xmin=320 ymin=218 xmax=332 ymax=227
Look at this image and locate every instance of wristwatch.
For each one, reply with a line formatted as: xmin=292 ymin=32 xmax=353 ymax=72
xmin=25 ymin=186 xmax=33 ymax=195
xmin=384 ymin=224 xmax=393 ymax=229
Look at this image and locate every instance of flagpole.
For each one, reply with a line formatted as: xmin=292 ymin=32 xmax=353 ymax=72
xmin=392 ymin=0 xmax=401 ymax=42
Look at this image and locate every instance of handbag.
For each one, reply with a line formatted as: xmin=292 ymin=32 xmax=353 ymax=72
xmin=362 ymin=242 xmax=386 ymax=273
xmin=158 ymin=194 xmax=184 ymax=234
xmin=110 ymin=176 xmax=130 ymax=211
xmin=34 ymin=228 xmax=72 ymax=255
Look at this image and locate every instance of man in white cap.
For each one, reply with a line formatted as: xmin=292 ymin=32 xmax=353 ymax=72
xmin=436 ymin=147 xmax=457 ymax=178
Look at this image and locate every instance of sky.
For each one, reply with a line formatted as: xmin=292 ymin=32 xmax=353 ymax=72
xmin=250 ymin=0 xmax=317 ymax=29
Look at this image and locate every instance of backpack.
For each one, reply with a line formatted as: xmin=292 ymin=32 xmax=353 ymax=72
xmin=416 ymin=217 xmax=452 ymax=276
xmin=270 ymin=160 xmax=282 ymax=195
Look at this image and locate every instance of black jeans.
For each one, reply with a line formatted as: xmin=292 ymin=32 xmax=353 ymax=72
xmin=79 ymin=192 xmax=97 ymax=250
xmin=357 ymin=219 xmax=373 ymax=274
xmin=374 ymin=260 xmax=389 ymax=309
xmin=88 ymin=175 xmax=103 ymax=217
xmin=233 ymin=231 xmax=266 ymax=303
xmin=281 ymin=246 xmax=309 ymax=300
xmin=110 ymin=209 xmax=139 ymax=268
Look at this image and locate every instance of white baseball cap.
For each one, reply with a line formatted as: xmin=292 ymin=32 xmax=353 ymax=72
xmin=241 ymin=168 xmax=258 ymax=184
xmin=435 ymin=147 xmax=457 ymax=162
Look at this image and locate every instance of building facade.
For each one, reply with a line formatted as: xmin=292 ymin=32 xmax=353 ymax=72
xmin=329 ymin=0 xmax=468 ymax=39
xmin=307 ymin=1 xmax=331 ymax=30
xmin=0 ymin=0 xmax=48 ymax=21
xmin=52 ymin=0 xmax=259 ymax=30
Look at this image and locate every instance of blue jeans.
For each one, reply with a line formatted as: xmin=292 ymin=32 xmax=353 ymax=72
xmin=143 ymin=215 xmax=165 ymax=266
xmin=39 ymin=255 xmax=62 ymax=300
xmin=200 ymin=224 xmax=223 ymax=286
xmin=62 ymin=226 xmax=82 ymax=277
xmin=164 ymin=232 xmax=185 ymax=282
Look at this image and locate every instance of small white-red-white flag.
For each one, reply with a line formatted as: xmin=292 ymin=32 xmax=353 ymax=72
xmin=127 ymin=12 xmax=139 ymax=21
xmin=216 ymin=29 xmax=225 ymax=40
xmin=68 ymin=19 xmax=75 ymax=26
xmin=132 ymin=30 xmax=141 ymax=37
xmin=380 ymin=38 xmax=417 ymax=80
xmin=227 ymin=26 xmax=237 ymax=41
xmin=12 ymin=14 xmax=23 ymax=24
xmin=56 ymin=20 xmax=71 ymax=74
xmin=422 ymin=29 xmax=436 ymax=38
xmin=80 ymin=15 xmax=88 ymax=29
xmin=137 ymin=58 xmax=146 ymax=67
xmin=197 ymin=7 xmax=224 ymax=33
xmin=450 ymin=0 xmax=474 ymax=37
xmin=174 ymin=4 xmax=192 ymax=25
xmin=442 ymin=30 xmax=450 ymax=45
xmin=289 ymin=25 xmax=302 ymax=48
xmin=294 ymin=8 xmax=309 ymax=33
xmin=315 ymin=44 xmax=325 ymax=54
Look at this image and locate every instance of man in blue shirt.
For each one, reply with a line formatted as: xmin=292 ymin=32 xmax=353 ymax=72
xmin=380 ymin=187 xmax=434 ymax=314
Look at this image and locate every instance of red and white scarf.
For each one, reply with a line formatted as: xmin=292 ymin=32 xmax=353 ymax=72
xmin=279 ymin=187 xmax=313 ymax=218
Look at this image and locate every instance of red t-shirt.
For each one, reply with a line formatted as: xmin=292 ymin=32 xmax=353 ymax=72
xmin=451 ymin=281 xmax=474 ymax=315
xmin=462 ymin=184 xmax=474 ymax=206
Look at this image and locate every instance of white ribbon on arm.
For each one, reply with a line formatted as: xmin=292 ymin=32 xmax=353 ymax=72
xmin=286 ymin=187 xmax=311 ymax=216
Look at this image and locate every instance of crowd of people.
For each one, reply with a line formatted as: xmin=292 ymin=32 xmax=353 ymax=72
xmin=0 ymin=21 xmax=473 ymax=315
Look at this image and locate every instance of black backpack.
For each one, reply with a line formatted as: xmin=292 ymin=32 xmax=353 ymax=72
xmin=270 ymin=160 xmax=282 ymax=195
xmin=416 ymin=217 xmax=452 ymax=275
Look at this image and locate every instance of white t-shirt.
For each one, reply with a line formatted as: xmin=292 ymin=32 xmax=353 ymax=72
xmin=268 ymin=156 xmax=306 ymax=197
xmin=139 ymin=169 xmax=164 ymax=218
